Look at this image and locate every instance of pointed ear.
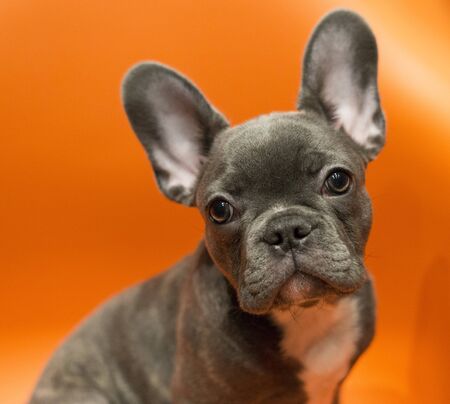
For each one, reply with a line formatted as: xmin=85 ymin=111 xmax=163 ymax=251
xmin=122 ymin=62 xmax=229 ymax=205
xmin=298 ymin=10 xmax=385 ymax=160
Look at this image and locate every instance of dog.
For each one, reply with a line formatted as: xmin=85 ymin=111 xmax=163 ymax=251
xmin=30 ymin=10 xmax=385 ymax=404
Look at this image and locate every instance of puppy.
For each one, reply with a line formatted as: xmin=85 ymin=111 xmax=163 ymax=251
xmin=30 ymin=10 xmax=384 ymax=404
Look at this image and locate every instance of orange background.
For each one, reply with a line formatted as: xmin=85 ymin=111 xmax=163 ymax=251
xmin=1 ymin=1 xmax=449 ymax=403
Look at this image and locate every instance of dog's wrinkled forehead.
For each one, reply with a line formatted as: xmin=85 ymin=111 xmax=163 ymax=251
xmin=202 ymin=112 xmax=365 ymax=200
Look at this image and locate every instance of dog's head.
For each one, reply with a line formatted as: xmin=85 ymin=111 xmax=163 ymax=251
xmin=122 ymin=10 xmax=385 ymax=314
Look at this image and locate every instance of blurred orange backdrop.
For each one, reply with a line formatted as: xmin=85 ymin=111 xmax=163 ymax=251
xmin=1 ymin=1 xmax=449 ymax=403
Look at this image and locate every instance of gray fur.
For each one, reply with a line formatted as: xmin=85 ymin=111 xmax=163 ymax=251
xmin=31 ymin=10 xmax=382 ymax=404
xmin=299 ymin=10 xmax=385 ymax=160
xmin=122 ymin=62 xmax=228 ymax=205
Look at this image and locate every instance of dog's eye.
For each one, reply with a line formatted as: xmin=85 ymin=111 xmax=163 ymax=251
xmin=325 ymin=170 xmax=351 ymax=195
xmin=208 ymin=199 xmax=234 ymax=224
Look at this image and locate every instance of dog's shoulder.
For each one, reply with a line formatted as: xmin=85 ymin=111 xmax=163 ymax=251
xmin=30 ymin=257 xmax=193 ymax=403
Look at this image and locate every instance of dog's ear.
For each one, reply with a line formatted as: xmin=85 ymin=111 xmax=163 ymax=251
xmin=122 ymin=63 xmax=229 ymax=205
xmin=298 ymin=10 xmax=385 ymax=160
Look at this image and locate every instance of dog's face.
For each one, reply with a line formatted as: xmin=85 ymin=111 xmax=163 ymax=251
xmin=196 ymin=113 xmax=374 ymax=314
xmin=123 ymin=11 xmax=385 ymax=314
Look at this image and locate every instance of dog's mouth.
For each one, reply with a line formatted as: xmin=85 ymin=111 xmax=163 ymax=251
xmin=239 ymin=225 xmax=367 ymax=314
xmin=273 ymin=271 xmax=333 ymax=309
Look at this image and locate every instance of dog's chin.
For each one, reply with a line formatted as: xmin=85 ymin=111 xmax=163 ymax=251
xmin=272 ymin=272 xmax=338 ymax=310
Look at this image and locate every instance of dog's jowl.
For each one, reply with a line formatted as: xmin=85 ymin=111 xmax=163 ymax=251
xmin=31 ymin=10 xmax=384 ymax=404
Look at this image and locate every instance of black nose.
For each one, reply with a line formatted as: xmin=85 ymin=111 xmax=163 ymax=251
xmin=263 ymin=216 xmax=312 ymax=251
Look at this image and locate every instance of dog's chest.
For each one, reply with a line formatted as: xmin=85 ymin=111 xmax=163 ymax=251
xmin=272 ymin=297 xmax=360 ymax=404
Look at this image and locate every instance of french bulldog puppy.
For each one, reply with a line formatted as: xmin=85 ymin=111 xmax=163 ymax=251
xmin=30 ymin=10 xmax=385 ymax=404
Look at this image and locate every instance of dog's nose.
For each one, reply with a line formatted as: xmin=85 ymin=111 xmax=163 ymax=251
xmin=263 ymin=217 xmax=312 ymax=251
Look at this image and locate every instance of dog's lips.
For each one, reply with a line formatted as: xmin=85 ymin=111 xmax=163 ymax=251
xmin=276 ymin=272 xmax=329 ymax=306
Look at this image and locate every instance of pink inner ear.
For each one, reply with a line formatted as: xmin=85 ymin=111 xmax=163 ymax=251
xmin=322 ymin=66 xmax=382 ymax=151
xmin=149 ymin=80 xmax=203 ymax=192
xmin=302 ymin=13 xmax=384 ymax=159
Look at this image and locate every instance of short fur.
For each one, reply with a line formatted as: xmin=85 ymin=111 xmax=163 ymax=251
xmin=30 ymin=10 xmax=384 ymax=404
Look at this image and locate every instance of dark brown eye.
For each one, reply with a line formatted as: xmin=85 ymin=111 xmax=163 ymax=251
xmin=325 ymin=170 xmax=351 ymax=195
xmin=208 ymin=199 xmax=234 ymax=224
